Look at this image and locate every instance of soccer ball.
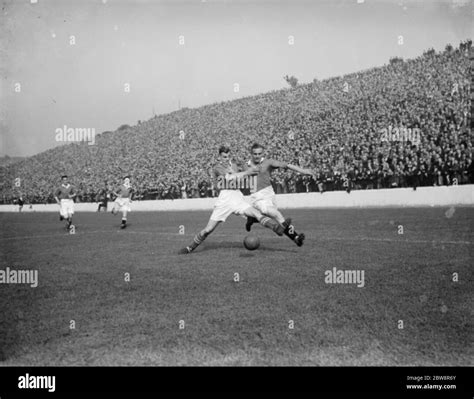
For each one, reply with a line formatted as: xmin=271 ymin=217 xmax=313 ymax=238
xmin=243 ymin=234 xmax=260 ymax=251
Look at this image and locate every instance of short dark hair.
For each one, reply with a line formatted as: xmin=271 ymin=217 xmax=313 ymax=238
xmin=123 ymin=175 xmax=130 ymax=180
xmin=61 ymin=175 xmax=68 ymax=179
xmin=251 ymin=143 xmax=264 ymax=152
xmin=218 ymin=145 xmax=230 ymax=155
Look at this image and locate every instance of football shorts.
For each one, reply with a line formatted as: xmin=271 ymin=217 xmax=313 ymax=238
xmin=210 ymin=190 xmax=252 ymax=222
xmin=114 ymin=197 xmax=132 ymax=212
xmin=59 ymin=199 xmax=74 ymax=217
xmin=249 ymin=185 xmax=276 ymax=214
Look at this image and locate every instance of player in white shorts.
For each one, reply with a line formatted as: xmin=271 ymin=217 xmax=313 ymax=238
xmin=54 ymin=175 xmax=76 ymax=231
xmin=245 ymin=143 xmax=315 ymax=247
xmin=112 ymin=176 xmax=134 ymax=229
xmin=180 ymin=145 xmax=285 ymax=254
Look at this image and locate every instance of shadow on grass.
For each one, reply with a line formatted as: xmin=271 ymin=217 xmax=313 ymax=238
xmin=198 ymin=241 xmax=297 ymax=254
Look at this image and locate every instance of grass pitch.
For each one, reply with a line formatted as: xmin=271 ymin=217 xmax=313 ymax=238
xmin=0 ymin=207 xmax=472 ymax=366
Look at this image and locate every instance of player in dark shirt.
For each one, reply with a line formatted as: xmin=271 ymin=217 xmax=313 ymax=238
xmin=243 ymin=143 xmax=315 ymax=246
xmin=54 ymin=175 xmax=76 ymax=230
xmin=180 ymin=145 xmax=285 ymax=254
xmin=112 ymin=177 xmax=134 ymax=229
xmin=96 ymin=187 xmax=108 ymax=212
xmin=17 ymin=197 xmax=24 ymax=212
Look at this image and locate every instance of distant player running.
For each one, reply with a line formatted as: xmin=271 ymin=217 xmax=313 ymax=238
xmin=54 ymin=175 xmax=76 ymax=231
xmin=17 ymin=196 xmax=24 ymax=212
xmin=96 ymin=185 xmax=109 ymax=212
xmin=112 ymin=176 xmax=133 ymax=229
xmin=180 ymin=145 xmax=285 ymax=254
xmin=244 ymin=143 xmax=314 ymax=246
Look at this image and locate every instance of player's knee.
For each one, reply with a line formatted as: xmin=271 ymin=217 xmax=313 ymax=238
xmin=248 ymin=208 xmax=262 ymax=220
xmin=201 ymin=227 xmax=212 ymax=236
xmin=265 ymin=205 xmax=278 ymax=214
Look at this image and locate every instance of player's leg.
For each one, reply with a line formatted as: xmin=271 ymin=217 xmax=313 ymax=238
xmin=67 ymin=213 xmax=73 ymax=229
xmin=65 ymin=200 xmax=74 ymax=230
xmin=111 ymin=201 xmax=118 ymax=215
xmin=252 ymin=195 xmax=305 ymax=246
xmin=263 ymin=204 xmax=305 ymax=246
xmin=246 ymin=188 xmax=284 ymax=231
xmin=245 ymin=193 xmax=259 ymax=231
xmin=243 ymin=206 xmax=284 ymax=236
xmin=261 ymin=205 xmax=285 ymax=224
xmin=181 ymin=219 xmax=221 ymax=253
xmin=120 ymin=209 xmax=128 ymax=229
xmin=66 ymin=207 xmax=73 ymax=229
xmin=59 ymin=201 xmax=71 ymax=229
xmin=59 ymin=201 xmax=65 ymax=221
xmin=180 ymin=193 xmax=234 ymax=253
xmin=245 ymin=215 xmax=258 ymax=231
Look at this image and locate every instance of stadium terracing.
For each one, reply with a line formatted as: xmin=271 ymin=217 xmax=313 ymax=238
xmin=1 ymin=41 xmax=472 ymax=204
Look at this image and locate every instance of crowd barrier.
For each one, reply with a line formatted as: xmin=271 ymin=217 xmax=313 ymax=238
xmin=1 ymin=185 xmax=473 ymax=212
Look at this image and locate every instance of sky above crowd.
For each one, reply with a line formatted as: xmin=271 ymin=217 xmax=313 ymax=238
xmin=0 ymin=0 xmax=471 ymax=156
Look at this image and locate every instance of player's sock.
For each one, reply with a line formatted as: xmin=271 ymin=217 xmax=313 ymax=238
xmin=121 ymin=218 xmax=127 ymax=229
xmin=282 ymin=218 xmax=305 ymax=246
xmin=294 ymin=233 xmax=305 ymax=247
xmin=245 ymin=216 xmax=258 ymax=232
xmin=188 ymin=231 xmax=209 ymax=251
xmin=282 ymin=218 xmax=297 ymax=239
xmin=259 ymin=216 xmax=284 ymax=236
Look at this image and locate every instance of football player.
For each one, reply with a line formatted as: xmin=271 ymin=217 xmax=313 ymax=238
xmin=112 ymin=176 xmax=133 ymax=229
xmin=54 ymin=175 xmax=76 ymax=230
xmin=180 ymin=145 xmax=285 ymax=254
xmin=244 ymin=143 xmax=315 ymax=246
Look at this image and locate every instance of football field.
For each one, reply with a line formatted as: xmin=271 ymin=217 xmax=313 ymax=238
xmin=0 ymin=207 xmax=472 ymax=366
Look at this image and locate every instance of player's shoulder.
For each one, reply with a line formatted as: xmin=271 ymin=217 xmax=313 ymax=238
xmin=213 ymin=163 xmax=226 ymax=175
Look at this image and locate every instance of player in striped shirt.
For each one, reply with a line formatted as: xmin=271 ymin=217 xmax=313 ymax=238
xmin=112 ymin=176 xmax=134 ymax=229
xmin=54 ymin=175 xmax=76 ymax=231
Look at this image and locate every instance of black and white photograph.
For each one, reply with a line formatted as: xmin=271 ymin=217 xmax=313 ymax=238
xmin=0 ymin=0 xmax=472 ymax=394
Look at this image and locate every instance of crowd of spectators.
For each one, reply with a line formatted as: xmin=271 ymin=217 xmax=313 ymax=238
xmin=1 ymin=41 xmax=472 ymax=204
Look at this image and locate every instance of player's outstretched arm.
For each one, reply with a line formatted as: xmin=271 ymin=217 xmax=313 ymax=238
xmin=287 ymin=164 xmax=314 ymax=176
